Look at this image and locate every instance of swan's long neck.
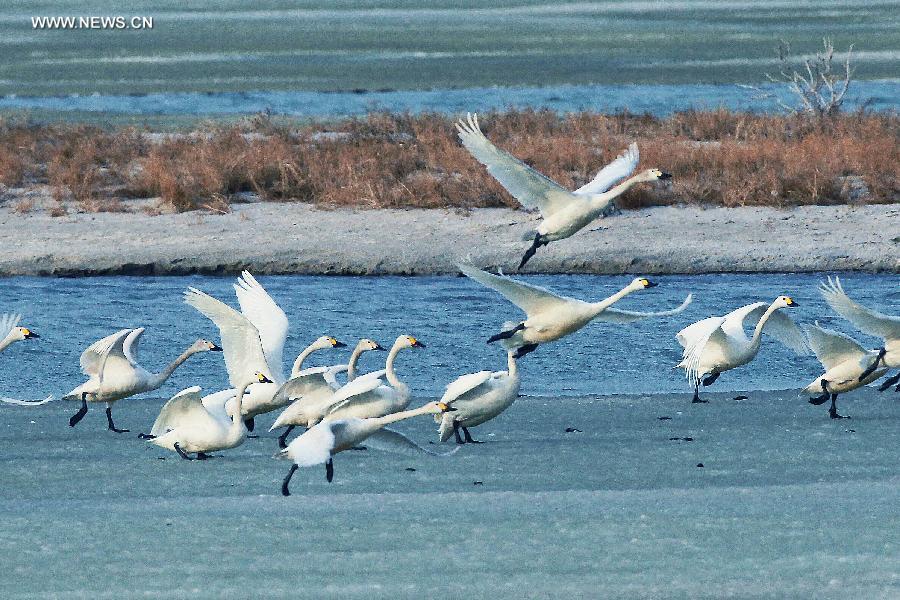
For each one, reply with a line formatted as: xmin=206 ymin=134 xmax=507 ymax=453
xmin=0 ymin=332 xmax=16 ymax=353
xmin=370 ymin=404 xmax=434 ymax=428
xmin=231 ymin=382 xmax=250 ymax=431
xmin=750 ymin=303 xmax=782 ymax=350
xmin=588 ymin=284 xmax=637 ymax=317
xmin=589 ymin=174 xmax=645 ymax=210
xmin=384 ymin=344 xmax=405 ymax=389
xmin=148 ymin=346 xmax=198 ymax=389
xmin=291 ymin=344 xmax=319 ymax=375
xmin=506 ymin=352 xmax=518 ymax=378
xmin=346 ymin=347 xmax=364 ymax=382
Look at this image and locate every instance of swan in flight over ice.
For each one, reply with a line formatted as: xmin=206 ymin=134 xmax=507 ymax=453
xmin=820 ymin=276 xmax=900 ymax=392
xmin=801 ymin=322 xmax=886 ymax=420
xmin=323 ymin=335 xmax=426 ymax=421
xmin=676 ymin=296 xmax=808 ymax=403
xmin=0 ymin=314 xmax=38 ymax=353
xmin=184 ymin=271 xmax=290 ymax=430
xmin=65 ymin=328 xmax=221 ymax=432
xmin=275 ymin=400 xmax=457 ymax=495
xmin=270 ymin=338 xmax=385 ymax=448
xmin=456 ymin=112 xmax=671 ymax=269
xmin=142 ymin=372 xmax=273 ymax=460
xmin=436 ymin=350 xmax=520 ymax=444
xmin=458 ymin=263 xmax=692 ymax=358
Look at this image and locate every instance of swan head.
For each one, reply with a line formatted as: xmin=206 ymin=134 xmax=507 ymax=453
xmin=396 ymin=335 xmax=426 ymax=349
xmin=192 ymin=339 xmax=222 ymax=353
xmin=630 ymin=277 xmax=659 ymax=290
xmin=641 ymin=168 xmax=672 ymax=182
xmin=312 ymin=335 xmax=347 ymax=350
xmin=357 ymin=338 xmax=386 ymax=352
xmin=12 ymin=326 xmax=39 ymax=341
xmin=774 ymin=295 xmax=798 ymax=309
xmin=423 ymin=401 xmax=457 ymax=414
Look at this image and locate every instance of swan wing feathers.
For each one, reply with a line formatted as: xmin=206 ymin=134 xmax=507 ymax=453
xmin=597 ymin=294 xmax=693 ymax=324
xmin=456 ymin=112 xmax=574 ymax=217
xmin=820 ymin=276 xmax=900 ymax=341
xmin=327 ymin=375 xmax=387 ymax=414
xmin=184 ymin=287 xmax=273 ymax=386
xmin=458 ymin=263 xmax=566 ymax=316
xmin=271 ymin=371 xmax=331 ymax=405
xmin=151 ymin=386 xmax=220 ymax=436
xmin=719 ymin=302 xmax=769 ymax=341
xmin=739 ymin=304 xmax=809 ymax=354
xmin=0 ymin=313 xmax=21 ymax=343
xmin=802 ymin=322 xmax=867 ymax=371
xmin=677 ymin=315 xmax=727 ymax=383
xmin=573 ymin=142 xmax=640 ymax=195
xmin=323 ymin=364 xmax=349 ymax=388
xmin=122 ymin=327 xmax=145 ymax=366
xmin=281 ymin=422 xmax=339 ymax=466
xmin=233 ymin=271 xmax=289 ymax=382
xmin=364 ymin=428 xmax=461 ymax=457
xmin=79 ymin=328 xmax=132 ymax=375
xmin=441 ymin=371 xmax=493 ymax=404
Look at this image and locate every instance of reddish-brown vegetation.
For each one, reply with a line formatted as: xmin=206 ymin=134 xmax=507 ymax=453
xmin=0 ymin=110 xmax=896 ymax=212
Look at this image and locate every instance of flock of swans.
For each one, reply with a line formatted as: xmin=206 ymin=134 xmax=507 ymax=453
xmin=1 ymin=114 xmax=896 ymax=496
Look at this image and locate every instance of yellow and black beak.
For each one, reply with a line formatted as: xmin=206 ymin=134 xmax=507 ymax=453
xmin=209 ymin=343 xmax=223 ymax=352
xmin=411 ymin=339 xmax=425 ymax=348
xmin=374 ymin=343 xmax=387 ymax=351
xmin=22 ymin=328 xmax=39 ymax=339
xmin=659 ymin=172 xmax=673 ymax=180
xmin=785 ymin=297 xmax=798 ymax=307
xmin=257 ymin=373 xmax=274 ymax=384
xmin=641 ymin=279 xmax=658 ymax=288
xmin=331 ymin=338 xmax=347 ymax=348
xmin=438 ymin=402 xmax=456 ymax=412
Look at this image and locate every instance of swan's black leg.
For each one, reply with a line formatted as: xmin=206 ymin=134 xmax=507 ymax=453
xmin=325 ymin=458 xmax=334 ymax=483
xmin=281 ymin=464 xmax=297 ymax=496
xmin=137 ymin=433 xmax=156 ymax=440
xmin=859 ymin=348 xmax=886 ymax=381
xmin=462 ymin=427 xmax=483 ymax=444
xmin=518 ymin=234 xmax=547 ymax=270
xmin=69 ymin=393 xmax=89 ymax=427
xmin=106 ymin=406 xmax=129 ymax=433
xmin=702 ymin=373 xmax=720 ymax=387
xmin=809 ymin=380 xmax=830 ymax=406
xmin=174 ymin=443 xmax=194 ymax=460
xmin=514 ymin=343 xmax=539 ymax=359
xmin=691 ymin=383 xmax=708 ymax=403
xmin=877 ymin=372 xmax=900 ymax=392
xmin=453 ymin=422 xmax=464 ymax=444
xmin=278 ymin=425 xmax=296 ymax=449
xmin=244 ymin=417 xmax=255 ymax=432
xmin=829 ymin=394 xmax=849 ymax=419
xmin=487 ymin=322 xmax=525 ymax=344
xmin=196 ymin=452 xmax=212 ymax=460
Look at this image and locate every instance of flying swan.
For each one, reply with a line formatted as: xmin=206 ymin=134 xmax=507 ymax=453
xmin=676 ymin=296 xmax=808 ymax=403
xmin=458 ymin=263 xmax=692 ymax=358
xmin=64 ymin=328 xmax=221 ymax=432
xmin=456 ymin=112 xmax=671 ymax=269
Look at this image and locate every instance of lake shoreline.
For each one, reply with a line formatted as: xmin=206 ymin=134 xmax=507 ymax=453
xmin=1 ymin=202 xmax=896 ymax=276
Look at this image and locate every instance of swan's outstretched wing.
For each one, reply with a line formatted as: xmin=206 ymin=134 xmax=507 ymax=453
xmin=326 ymin=374 xmax=387 ymax=414
xmin=802 ymin=322 xmax=867 ymax=371
xmin=0 ymin=313 xmax=21 ymax=346
xmin=95 ymin=328 xmax=136 ymax=386
xmin=271 ymin=369 xmax=332 ymax=406
xmin=233 ymin=271 xmax=288 ymax=382
xmin=323 ymin=364 xmax=349 ymax=388
xmin=200 ymin=388 xmax=236 ymax=425
xmin=440 ymin=371 xmax=493 ymax=404
xmin=677 ymin=315 xmax=726 ymax=383
xmin=364 ymin=428 xmax=461 ymax=457
xmin=719 ymin=302 xmax=769 ymax=342
xmin=276 ymin=422 xmax=337 ymax=466
xmin=458 ymin=263 xmax=567 ymax=316
xmin=456 ymin=112 xmax=574 ymax=217
xmin=80 ymin=328 xmax=132 ymax=375
xmin=820 ymin=276 xmax=900 ymax=341
xmin=151 ymin=386 xmax=220 ymax=436
xmin=573 ymin=143 xmax=639 ymax=195
xmin=122 ymin=327 xmax=145 ymax=366
xmin=0 ymin=395 xmax=54 ymax=406
xmin=737 ymin=304 xmax=809 ymax=354
xmin=597 ymin=294 xmax=693 ymax=324
xmin=184 ymin=287 xmax=273 ymax=386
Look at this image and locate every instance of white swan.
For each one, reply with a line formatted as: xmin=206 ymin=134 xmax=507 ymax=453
xmin=290 ymin=335 xmax=348 ymax=378
xmin=801 ymin=323 xmax=886 ymax=419
xmin=456 ymin=112 xmax=671 ymax=269
xmin=184 ymin=271 xmax=289 ymax=430
xmin=64 ymin=328 xmax=221 ymax=432
xmin=0 ymin=314 xmax=38 ymax=352
xmin=323 ymin=335 xmax=426 ymax=422
xmin=459 ymin=263 xmax=692 ymax=358
xmin=269 ymin=338 xmax=386 ymax=448
xmin=436 ymin=350 xmax=520 ymax=444
xmin=676 ymin=296 xmax=808 ymax=403
xmin=143 ymin=372 xmax=273 ymax=459
xmin=275 ymin=400 xmax=458 ymax=495
xmin=820 ymin=276 xmax=900 ymax=391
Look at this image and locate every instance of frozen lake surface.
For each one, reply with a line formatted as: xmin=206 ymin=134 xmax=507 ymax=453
xmin=1 ymin=273 xmax=898 ymax=597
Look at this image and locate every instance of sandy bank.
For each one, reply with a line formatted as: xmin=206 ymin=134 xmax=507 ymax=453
xmin=0 ymin=201 xmax=897 ymax=276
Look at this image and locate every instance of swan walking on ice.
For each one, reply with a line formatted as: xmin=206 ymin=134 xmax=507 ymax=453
xmin=275 ymin=401 xmax=457 ymax=495
xmin=64 ymin=328 xmax=221 ymax=432
xmin=802 ymin=323 xmax=887 ymax=419
xmin=459 ymin=263 xmax=691 ymax=358
xmin=676 ymin=297 xmax=808 ymax=403
xmin=436 ymin=351 xmax=520 ymax=444
xmin=455 ymin=112 xmax=671 ymax=269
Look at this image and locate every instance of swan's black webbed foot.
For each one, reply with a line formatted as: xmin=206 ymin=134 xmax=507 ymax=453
xmin=859 ymin=348 xmax=887 ymax=381
xmin=174 ymin=443 xmax=194 ymax=460
xmin=809 ymin=380 xmax=830 ymax=406
xmin=137 ymin=433 xmax=156 ymax=440
xmin=691 ymin=385 xmax=708 ymax=403
xmin=196 ymin=452 xmax=212 ymax=460
xmin=244 ymin=417 xmax=255 ymax=432
xmin=702 ymin=373 xmax=720 ymax=386
xmin=487 ymin=322 xmax=525 ymax=344
xmin=282 ymin=464 xmax=297 ymax=496
xmin=69 ymin=394 xmax=89 ymax=427
xmin=325 ymin=458 xmax=334 ymax=483
xmin=106 ymin=406 xmax=129 ymax=433
xmin=462 ymin=427 xmax=483 ymax=444
xmin=277 ymin=425 xmax=295 ymax=449
xmin=828 ymin=394 xmax=849 ymax=419
xmin=877 ymin=372 xmax=900 ymax=392
xmin=513 ymin=343 xmax=539 ymax=359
